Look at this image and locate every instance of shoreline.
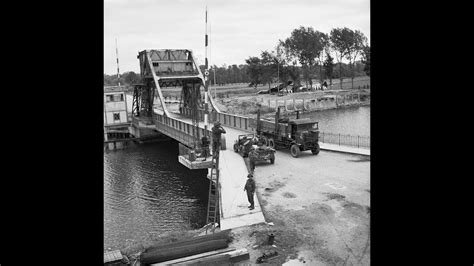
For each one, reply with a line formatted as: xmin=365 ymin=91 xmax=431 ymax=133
xmin=215 ymin=94 xmax=370 ymax=121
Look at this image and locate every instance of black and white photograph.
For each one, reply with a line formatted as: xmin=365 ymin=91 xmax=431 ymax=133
xmin=104 ymin=0 xmax=370 ymax=264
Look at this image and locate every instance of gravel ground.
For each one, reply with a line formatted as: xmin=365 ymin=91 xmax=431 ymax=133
xmin=227 ymin=150 xmax=370 ymax=265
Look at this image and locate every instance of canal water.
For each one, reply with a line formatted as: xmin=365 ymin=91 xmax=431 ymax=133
xmin=301 ymin=106 xmax=370 ymax=136
xmin=104 ymin=104 xmax=370 ymax=251
xmin=104 ymin=140 xmax=209 ymax=251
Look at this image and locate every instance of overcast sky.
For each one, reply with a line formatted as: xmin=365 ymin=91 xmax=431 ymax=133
xmin=104 ymin=0 xmax=369 ymax=75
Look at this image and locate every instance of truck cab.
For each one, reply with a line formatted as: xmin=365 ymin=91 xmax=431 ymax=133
xmin=288 ymin=118 xmax=320 ymax=157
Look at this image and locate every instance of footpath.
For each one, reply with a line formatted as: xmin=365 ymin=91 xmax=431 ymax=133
xmin=319 ymin=142 xmax=370 ymax=156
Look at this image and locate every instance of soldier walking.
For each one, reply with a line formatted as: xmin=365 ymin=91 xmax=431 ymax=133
xmin=211 ymin=121 xmax=226 ymax=155
xmin=244 ymin=174 xmax=256 ymax=210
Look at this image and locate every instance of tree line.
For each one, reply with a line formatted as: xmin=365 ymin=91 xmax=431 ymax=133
xmin=104 ymin=26 xmax=370 ymax=89
xmin=104 ymin=62 xmax=366 ymax=89
xmin=104 ymin=71 xmax=140 ymax=87
xmin=245 ymin=26 xmax=370 ymax=90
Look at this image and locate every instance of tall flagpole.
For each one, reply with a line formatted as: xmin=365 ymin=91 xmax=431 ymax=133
xmin=115 ymin=38 xmax=121 ymax=87
xmin=211 ymin=20 xmax=217 ymax=97
xmin=204 ymin=7 xmax=209 ymax=134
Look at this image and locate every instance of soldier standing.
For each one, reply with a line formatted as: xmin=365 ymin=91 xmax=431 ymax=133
xmin=244 ymin=173 xmax=256 ymax=210
xmin=242 ymin=137 xmax=252 ymax=158
xmin=200 ymin=135 xmax=210 ymax=159
xmin=211 ymin=121 xmax=226 ymax=155
xmin=248 ymin=147 xmax=257 ymax=174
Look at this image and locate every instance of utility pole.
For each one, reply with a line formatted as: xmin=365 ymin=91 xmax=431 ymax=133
xmin=209 ymin=20 xmax=217 ymax=97
xmin=203 ymin=7 xmax=209 ymax=133
xmin=115 ymin=38 xmax=120 ymax=87
xmin=213 ymin=66 xmax=217 ymax=98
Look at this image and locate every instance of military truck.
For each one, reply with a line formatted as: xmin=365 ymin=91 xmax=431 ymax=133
xmin=249 ymin=107 xmax=320 ymax=158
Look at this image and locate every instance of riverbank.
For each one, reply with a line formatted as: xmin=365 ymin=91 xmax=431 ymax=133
xmin=214 ymin=90 xmax=370 ymax=121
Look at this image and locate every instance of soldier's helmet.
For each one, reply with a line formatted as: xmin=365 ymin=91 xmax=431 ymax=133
xmin=214 ymin=121 xmax=221 ymax=126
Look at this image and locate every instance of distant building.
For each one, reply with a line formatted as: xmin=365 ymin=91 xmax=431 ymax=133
xmin=104 ymin=86 xmax=131 ymax=141
xmin=104 ymin=86 xmax=129 ymax=125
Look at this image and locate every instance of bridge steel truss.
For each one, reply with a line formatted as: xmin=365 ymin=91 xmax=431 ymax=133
xmin=134 ymin=49 xmax=204 ymax=118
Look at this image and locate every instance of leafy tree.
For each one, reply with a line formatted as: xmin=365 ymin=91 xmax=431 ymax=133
xmin=345 ymin=30 xmax=368 ymax=89
xmin=361 ymin=45 xmax=370 ymax=77
xmin=278 ymin=40 xmax=300 ymax=84
xmin=261 ymin=51 xmax=277 ymax=89
xmin=123 ymin=71 xmax=140 ymax=85
xmin=330 ymin=27 xmax=353 ymax=89
xmin=272 ymin=42 xmax=287 ymax=83
xmin=282 ymin=26 xmax=326 ymax=87
xmin=317 ymin=33 xmax=329 ymax=84
xmin=324 ymin=52 xmax=335 ymax=87
xmin=245 ymin=57 xmax=264 ymax=89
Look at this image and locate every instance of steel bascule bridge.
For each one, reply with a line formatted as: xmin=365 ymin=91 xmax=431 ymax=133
xmin=130 ymin=49 xmax=265 ymax=232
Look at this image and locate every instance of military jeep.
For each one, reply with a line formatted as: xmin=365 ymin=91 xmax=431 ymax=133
xmin=249 ymin=144 xmax=276 ymax=164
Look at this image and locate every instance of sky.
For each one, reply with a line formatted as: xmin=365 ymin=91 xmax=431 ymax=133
xmin=104 ymin=0 xmax=369 ymax=75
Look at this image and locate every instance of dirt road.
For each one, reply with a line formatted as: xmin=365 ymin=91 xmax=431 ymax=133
xmin=228 ymin=149 xmax=370 ymax=265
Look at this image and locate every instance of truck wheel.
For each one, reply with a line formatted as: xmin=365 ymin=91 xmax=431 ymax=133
xmin=233 ymin=143 xmax=238 ymax=152
xmin=290 ymin=144 xmax=300 ymax=158
xmin=311 ymin=143 xmax=320 ymax=155
xmin=268 ymin=138 xmax=275 ymax=149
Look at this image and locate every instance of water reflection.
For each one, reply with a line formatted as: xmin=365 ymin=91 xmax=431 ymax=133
xmin=104 ymin=140 xmax=209 ymax=251
xmin=301 ymin=106 xmax=370 ymax=136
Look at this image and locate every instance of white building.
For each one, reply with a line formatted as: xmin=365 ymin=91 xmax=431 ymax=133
xmin=104 ymin=86 xmax=129 ymax=125
xmin=104 ymin=86 xmax=131 ymax=142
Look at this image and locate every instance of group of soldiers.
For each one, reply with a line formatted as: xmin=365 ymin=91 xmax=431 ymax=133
xmin=199 ymin=121 xmax=226 ymax=160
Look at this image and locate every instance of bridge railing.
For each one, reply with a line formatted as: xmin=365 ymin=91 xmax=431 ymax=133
xmin=180 ymin=106 xmax=253 ymax=132
xmin=180 ymin=107 xmax=204 ymax=121
xmin=153 ymin=112 xmax=213 ymax=148
xmin=319 ymin=132 xmax=370 ymax=149
xmin=212 ymin=111 xmax=252 ymax=132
